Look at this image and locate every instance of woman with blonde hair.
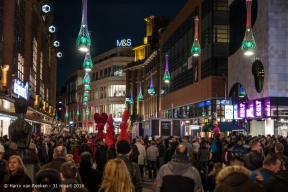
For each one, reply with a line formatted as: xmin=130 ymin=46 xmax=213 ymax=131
xmin=99 ymin=158 xmax=135 ymax=192
xmin=2 ymin=155 xmax=32 ymax=192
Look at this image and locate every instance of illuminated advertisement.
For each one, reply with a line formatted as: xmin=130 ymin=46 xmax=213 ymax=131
xmin=254 ymin=100 xmax=263 ymax=117
xmin=238 ymin=102 xmax=246 ymax=118
xmin=11 ymin=79 xmax=29 ymax=100
xmin=117 ymin=39 xmax=131 ymax=47
xmin=264 ymin=98 xmax=271 ymax=117
xmin=246 ymin=101 xmax=254 ymax=118
xmin=225 ymin=105 xmax=233 ymax=119
xmin=234 ymin=104 xmax=242 ymax=119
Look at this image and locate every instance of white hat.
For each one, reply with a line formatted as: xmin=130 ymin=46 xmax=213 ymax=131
xmin=0 ymin=145 xmax=5 ymax=153
xmin=148 ymin=137 xmax=152 ymax=141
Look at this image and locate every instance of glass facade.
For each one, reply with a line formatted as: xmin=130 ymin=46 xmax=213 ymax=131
xmin=108 ymin=104 xmax=125 ymax=118
xmin=108 ymin=85 xmax=126 ymax=97
xmin=113 ymin=65 xmax=125 ymax=76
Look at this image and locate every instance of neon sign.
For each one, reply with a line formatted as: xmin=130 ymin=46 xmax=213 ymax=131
xmin=117 ymin=39 xmax=131 ymax=47
xmin=254 ymin=100 xmax=262 ymax=117
xmin=246 ymin=102 xmax=254 ymax=118
xmin=238 ymin=103 xmax=246 ymax=118
xmin=264 ymin=99 xmax=271 ymax=117
xmin=12 ymin=79 xmax=29 ymax=100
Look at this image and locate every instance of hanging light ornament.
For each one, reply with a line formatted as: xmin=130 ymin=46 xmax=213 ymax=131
xmin=148 ymin=72 xmax=155 ymax=95
xmin=65 ymin=107 xmax=69 ymax=118
xmin=83 ymin=101 xmax=87 ymax=107
xmin=76 ymin=0 xmax=91 ymax=52
xmin=83 ymin=97 xmax=88 ymax=103
xmin=83 ymin=72 xmax=91 ymax=86
xmin=129 ymin=88 xmax=134 ymax=105
xmin=241 ymin=0 xmax=256 ymax=56
xmin=84 ymin=84 xmax=91 ymax=91
xmin=191 ymin=16 xmax=201 ymax=57
xmin=55 ymin=111 xmax=59 ymax=120
xmin=163 ymin=54 xmax=171 ymax=83
xmin=84 ymin=91 xmax=89 ymax=98
xmin=82 ymin=51 xmax=93 ymax=71
xmin=86 ymin=105 xmax=89 ymax=115
xmin=138 ymin=82 xmax=144 ymax=101
xmin=76 ymin=105 xmax=80 ymax=116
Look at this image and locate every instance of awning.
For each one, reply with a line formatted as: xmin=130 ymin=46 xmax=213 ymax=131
xmin=203 ymin=122 xmax=245 ymax=132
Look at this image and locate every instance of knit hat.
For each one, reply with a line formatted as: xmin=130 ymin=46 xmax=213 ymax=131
xmin=116 ymin=140 xmax=131 ymax=154
xmin=227 ymin=143 xmax=234 ymax=149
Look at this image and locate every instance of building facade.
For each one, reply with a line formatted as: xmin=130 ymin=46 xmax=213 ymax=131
xmin=125 ymin=16 xmax=170 ymax=124
xmin=160 ymin=0 xmax=229 ymax=136
xmin=228 ymin=0 xmax=288 ymax=137
xmin=66 ymin=47 xmax=134 ymax=133
xmin=0 ymin=0 xmax=58 ymax=135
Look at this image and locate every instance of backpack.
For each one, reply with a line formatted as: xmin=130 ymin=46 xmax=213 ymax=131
xmin=211 ymin=140 xmax=219 ymax=153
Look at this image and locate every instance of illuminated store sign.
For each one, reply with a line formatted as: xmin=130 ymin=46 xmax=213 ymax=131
xmin=264 ymin=98 xmax=271 ymax=117
xmin=12 ymin=79 xmax=29 ymax=100
xmin=234 ymin=104 xmax=241 ymax=119
xmin=238 ymin=103 xmax=246 ymax=118
xmin=117 ymin=39 xmax=131 ymax=47
xmin=254 ymin=100 xmax=263 ymax=117
xmin=246 ymin=102 xmax=254 ymax=118
xmin=225 ymin=105 xmax=233 ymax=119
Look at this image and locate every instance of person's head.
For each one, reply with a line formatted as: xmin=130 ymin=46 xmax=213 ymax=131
xmin=14 ymin=97 xmax=29 ymax=114
xmin=227 ymin=143 xmax=234 ymax=151
xmin=34 ymin=169 xmax=63 ymax=192
xmin=9 ymin=142 xmax=17 ymax=150
xmin=53 ymin=146 xmax=67 ymax=159
xmin=175 ymin=144 xmax=188 ymax=155
xmin=230 ymin=156 xmax=245 ymax=166
xmin=65 ymin=154 xmax=74 ymax=163
xmin=109 ymin=144 xmax=116 ymax=151
xmin=135 ymin=138 xmax=140 ymax=143
xmin=211 ymin=162 xmax=222 ymax=176
xmin=116 ymin=140 xmax=132 ymax=155
xmin=80 ymin=152 xmax=92 ymax=164
xmin=250 ymin=141 xmax=261 ymax=153
xmin=50 ymin=140 xmax=56 ymax=146
xmin=216 ymin=133 xmax=221 ymax=139
xmin=266 ymin=134 xmax=271 ymax=141
xmin=60 ymin=162 xmax=77 ymax=180
xmin=171 ymin=137 xmax=176 ymax=143
xmin=83 ymin=138 xmax=87 ymax=144
xmin=237 ymin=138 xmax=243 ymax=146
xmin=4 ymin=155 xmax=28 ymax=182
xmin=182 ymin=136 xmax=189 ymax=141
xmin=0 ymin=145 xmax=5 ymax=160
xmin=263 ymin=154 xmax=281 ymax=173
xmin=275 ymin=142 xmax=284 ymax=153
xmin=260 ymin=138 xmax=265 ymax=145
xmin=0 ymin=138 xmax=5 ymax=144
xmin=156 ymin=138 xmax=162 ymax=144
xmin=99 ymin=158 xmax=135 ymax=192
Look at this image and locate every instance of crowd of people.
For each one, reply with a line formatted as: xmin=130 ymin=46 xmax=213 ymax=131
xmin=0 ymin=132 xmax=287 ymax=192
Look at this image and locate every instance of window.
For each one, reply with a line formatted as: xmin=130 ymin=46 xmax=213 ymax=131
xmin=213 ymin=0 xmax=229 ymax=11
xmin=96 ymin=72 xmax=98 ymax=80
xmin=113 ymin=66 xmax=125 ymax=76
xmin=213 ymin=25 xmax=229 ymax=43
xmin=108 ymin=85 xmax=126 ymax=97
xmin=100 ymin=70 xmax=102 ymax=78
xmin=17 ymin=53 xmax=24 ymax=81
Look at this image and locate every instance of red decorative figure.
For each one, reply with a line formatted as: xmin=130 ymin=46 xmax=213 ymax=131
xmin=210 ymin=121 xmax=220 ymax=138
xmin=105 ymin=114 xmax=116 ymax=148
xmin=117 ymin=110 xmax=130 ymax=143
xmin=95 ymin=113 xmax=107 ymax=141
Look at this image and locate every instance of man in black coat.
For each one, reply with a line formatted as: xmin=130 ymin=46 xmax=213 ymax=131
xmin=262 ymin=158 xmax=288 ymax=192
xmin=78 ymin=152 xmax=102 ymax=192
xmin=243 ymin=140 xmax=264 ymax=170
xmin=94 ymin=140 xmax=106 ymax=172
xmin=168 ymin=137 xmax=178 ymax=161
xmin=78 ymin=138 xmax=92 ymax=156
xmin=3 ymin=142 xmax=17 ymax=161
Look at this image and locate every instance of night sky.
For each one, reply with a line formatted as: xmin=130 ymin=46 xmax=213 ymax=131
xmin=50 ymin=0 xmax=187 ymax=91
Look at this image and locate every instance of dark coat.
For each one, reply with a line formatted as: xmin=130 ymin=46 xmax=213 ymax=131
xmin=106 ymin=150 xmax=116 ymax=160
xmin=262 ymin=170 xmax=288 ymax=192
xmin=211 ymin=139 xmax=222 ymax=163
xmin=214 ymin=166 xmax=264 ymax=192
xmin=41 ymin=158 xmax=82 ymax=184
xmin=78 ymin=144 xmax=92 ymax=156
xmin=0 ymin=159 xmax=7 ymax=182
xmin=2 ymin=171 xmax=32 ymax=192
xmin=78 ymin=163 xmax=102 ymax=192
xmin=3 ymin=149 xmax=17 ymax=161
xmin=243 ymin=150 xmax=263 ymax=170
xmin=95 ymin=146 xmax=106 ymax=163
xmin=117 ymin=155 xmax=142 ymax=192
xmin=198 ymin=145 xmax=209 ymax=162
xmin=168 ymin=142 xmax=178 ymax=161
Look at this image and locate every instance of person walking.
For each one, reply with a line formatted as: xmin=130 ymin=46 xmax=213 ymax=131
xmin=146 ymin=141 xmax=159 ymax=179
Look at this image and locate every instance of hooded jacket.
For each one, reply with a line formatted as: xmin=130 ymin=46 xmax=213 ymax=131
xmin=262 ymin=170 xmax=288 ymax=192
xmin=214 ymin=166 xmax=263 ymax=192
xmin=155 ymin=155 xmax=203 ymax=192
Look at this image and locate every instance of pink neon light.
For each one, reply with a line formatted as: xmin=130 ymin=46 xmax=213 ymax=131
xmin=255 ymin=100 xmax=262 ymax=117
xmin=194 ymin=16 xmax=199 ymax=38
xmin=246 ymin=0 xmax=252 ymax=28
